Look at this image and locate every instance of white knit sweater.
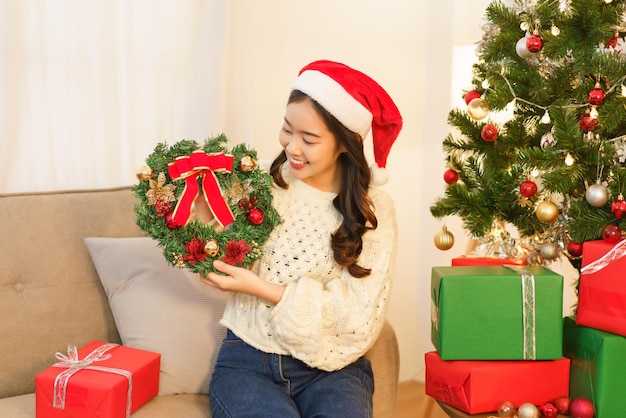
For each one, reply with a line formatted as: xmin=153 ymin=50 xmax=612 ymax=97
xmin=220 ymin=170 xmax=398 ymax=372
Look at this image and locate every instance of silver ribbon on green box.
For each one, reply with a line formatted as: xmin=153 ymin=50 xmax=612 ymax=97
xmin=505 ymin=265 xmax=536 ymax=360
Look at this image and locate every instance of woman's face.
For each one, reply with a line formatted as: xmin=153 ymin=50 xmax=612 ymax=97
xmin=279 ymin=98 xmax=345 ymax=193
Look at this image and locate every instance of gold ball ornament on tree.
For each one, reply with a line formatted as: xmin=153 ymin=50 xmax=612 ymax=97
xmin=434 ymin=225 xmax=455 ymax=250
xmin=536 ymin=200 xmax=559 ymax=223
xmin=467 ymin=97 xmax=490 ymax=120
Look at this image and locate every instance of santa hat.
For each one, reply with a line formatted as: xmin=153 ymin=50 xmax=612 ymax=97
xmin=291 ymin=60 xmax=403 ymax=185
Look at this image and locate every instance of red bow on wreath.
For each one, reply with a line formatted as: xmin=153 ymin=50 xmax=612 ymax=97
xmin=167 ymin=151 xmax=236 ymax=228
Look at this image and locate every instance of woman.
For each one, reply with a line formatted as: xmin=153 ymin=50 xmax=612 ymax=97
xmin=204 ymin=60 xmax=402 ymax=417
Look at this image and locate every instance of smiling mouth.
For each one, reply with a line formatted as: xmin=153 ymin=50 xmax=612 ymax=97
xmin=289 ymin=157 xmax=307 ymax=167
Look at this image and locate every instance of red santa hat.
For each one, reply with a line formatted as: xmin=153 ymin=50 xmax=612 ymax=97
xmin=291 ymin=60 xmax=403 ymax=185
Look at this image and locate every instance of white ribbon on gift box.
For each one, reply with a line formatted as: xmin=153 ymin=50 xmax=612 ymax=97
xmin=580 ymin=239 xmax=626 ymax=274
xmin=52 ymin=343 xmax=133 ymax=418
xmin=505 ymin=265 xmax=536 ymax=360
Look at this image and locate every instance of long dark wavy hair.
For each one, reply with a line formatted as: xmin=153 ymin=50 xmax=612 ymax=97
xmin=270 ymin=89 xmax=377 ymax=278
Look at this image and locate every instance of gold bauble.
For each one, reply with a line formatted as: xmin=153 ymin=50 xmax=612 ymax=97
xmin=204 ymin=239 xmax=220 ymax=257
xmin=434 ymin=226 xmax=455 ymax=251
xmin=467 ymin=97 xmax=490 ymax=120
xmin=535 ymin=200 xmax=559 ymax=223
xmin=239 ymin=155 xmax=257 ymax=173
xmin=135 ymin=164 xmax=153 ymax=181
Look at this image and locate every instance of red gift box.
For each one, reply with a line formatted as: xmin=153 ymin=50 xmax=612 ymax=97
xmin=452 ymin=256 xmax=527 ymax=266
xmin=577 ymin=239 xmax=626 ymax=337
xmin=425 ymin=351 xmax=570 ymax=414
xmin=36 ymin=341 xmax=160 ymax=418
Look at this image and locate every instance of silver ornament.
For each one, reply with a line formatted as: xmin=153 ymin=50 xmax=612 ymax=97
xmin=540 ymin=132 xmax=556 ymax=148
xmin=516 ymin=37 xmax=533 ymax=58
xmin=540 ymin=242 xmax=559 ymax=261
xmin=586 ymin=181 xmax=609 ymax=207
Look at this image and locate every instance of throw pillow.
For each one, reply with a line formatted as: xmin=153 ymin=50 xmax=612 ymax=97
xmin=85 ymin=236 xmax=228 ymax=396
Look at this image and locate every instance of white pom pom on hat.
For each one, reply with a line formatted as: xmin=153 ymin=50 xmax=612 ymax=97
xmin=291 ymin=60 xmax=403 ymax=185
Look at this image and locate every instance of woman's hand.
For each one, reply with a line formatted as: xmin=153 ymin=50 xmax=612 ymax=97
xmin=202 ymin=260 xmax=285 ymax=304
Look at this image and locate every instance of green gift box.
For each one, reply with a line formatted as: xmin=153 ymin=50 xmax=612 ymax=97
xmin=563 ymin=316 xmax=626 ymax=418
xmin=431 ymin=265 xmax=563 ymax=360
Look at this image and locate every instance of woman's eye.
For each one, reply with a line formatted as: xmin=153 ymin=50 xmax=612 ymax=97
xmin=282 ymin=127 xmax=292 ymax=134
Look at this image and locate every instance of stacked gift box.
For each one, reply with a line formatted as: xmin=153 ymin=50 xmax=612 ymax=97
xmin=561 ymin=239 xmax=626 ymax=418
xmin=425 ymin=262 xmax=571 ymax=414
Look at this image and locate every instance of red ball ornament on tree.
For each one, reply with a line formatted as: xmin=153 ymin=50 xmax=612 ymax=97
xmin=603 ymin=224 xmax=622 ymax=244
xmin=579 ymin=112 xmax=597 ymax=133
xmin=443 ymin=168 xmax=459 ymax=185
xmin=589 ymin=85 xmax=606 ymax=106
xmin=611 ymin=193 xmax=626 ymax=219
xmin=570 ymin=397 xmax=595 ymax=418
xmin=608 ymin=33 xmax=619 ymax=49
xmin=481 ymin=124 xmax=498 ymax=142
xmin=247 ymin=207 xmax=265 ymax=225
xmin=567 ymin=240 xmax=584 ymax=258
xmin=464 ymin=90 xmax=481 ymax=105
xmin=526 ymin=34 xmax=544 ymax=52
xmin=520 ymin=179 xmax=538 ymax=198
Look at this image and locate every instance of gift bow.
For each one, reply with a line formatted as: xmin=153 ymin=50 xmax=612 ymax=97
xmin=580 ymin=239 xmax=626 ymax=274
xmin=53 ymin=343 xmax=133 ymax=418
xmin=167 ymin=151 xmax=236 ymax=228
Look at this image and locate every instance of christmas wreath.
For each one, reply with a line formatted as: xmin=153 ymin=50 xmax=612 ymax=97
xmin=133 ymin=135 xmax=280 ymax=277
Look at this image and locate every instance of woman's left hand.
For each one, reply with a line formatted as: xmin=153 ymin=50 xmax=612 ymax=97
xmin=202 ymin=260 xmax=285 ymax=304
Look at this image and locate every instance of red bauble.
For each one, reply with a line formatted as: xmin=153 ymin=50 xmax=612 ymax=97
xmin=611 ymin=195 xmax=626 ymax=219
xmin=247 ymin=208 xmax=265 ymax=225
xmin=603 ymin=224 xmax=622 ymax=244
xmin=165 ymin=214 xmax=183 ymax=229
xmin=481 ymin=124 xmax=498 ymax=142
xmin=553 ymin=396 xmax=572 ymax=415
xmin=567 ymin=240 xmax=584 ymax=258
xmin=589 ymin=86 xmax=606 ymax=106
xmin=443 ymin=168 xmax=459 ymax=185
xmin=570 ymin=397 xmax=595 ymax=418
xmin=464 ymin=90 xmax=481 ymax=105
xmin=520 ymin=179 xmax=538 ymax=198
xmin=526 ymin=34 xmax=544 ymax=52
xmin=579 ymin=113 xmax=597 ymax=132
xmin=539 ymin=402 xmax=559 ymax=418
xmin=607 ymin=33 xmax=620 ymax=50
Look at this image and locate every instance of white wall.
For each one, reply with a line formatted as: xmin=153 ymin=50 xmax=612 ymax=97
xmin=223 ymin=0 xmax=491 ymax=381
xmin=1 ymin=0 xmax=491 ymax=382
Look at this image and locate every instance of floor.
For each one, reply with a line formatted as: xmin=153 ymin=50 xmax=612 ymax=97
xmin=396 ymin=380 xmax=448 ymax=418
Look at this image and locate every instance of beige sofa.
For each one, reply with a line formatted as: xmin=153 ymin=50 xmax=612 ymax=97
xmin=0 ymin=186 xmax=400 ymax=417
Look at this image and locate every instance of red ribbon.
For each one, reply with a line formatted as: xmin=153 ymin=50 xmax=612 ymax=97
xmin=167 ymin=151 xmax=235 ymax=228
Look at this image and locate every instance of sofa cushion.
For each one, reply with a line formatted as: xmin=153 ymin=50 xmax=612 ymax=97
xmin=85 ymin=237 xmax=228 ymax=396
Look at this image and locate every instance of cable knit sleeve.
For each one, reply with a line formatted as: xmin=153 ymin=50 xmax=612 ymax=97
xmin=268 ymin=187 xmax=398 ymax=371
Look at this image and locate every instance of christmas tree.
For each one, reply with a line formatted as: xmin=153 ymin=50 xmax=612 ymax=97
xmin=430 ymin=0 xmax=626 ymax=266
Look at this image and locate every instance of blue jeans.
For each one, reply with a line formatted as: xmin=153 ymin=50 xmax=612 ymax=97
xmin=209 ymin=329 xmax=374 ymax=418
